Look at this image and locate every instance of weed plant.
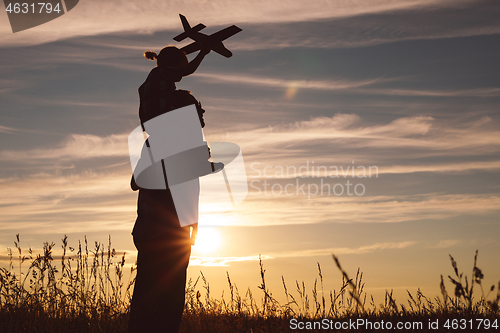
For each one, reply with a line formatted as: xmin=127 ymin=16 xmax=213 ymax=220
xmin=0 ymin=235 xmax=498 ymax=332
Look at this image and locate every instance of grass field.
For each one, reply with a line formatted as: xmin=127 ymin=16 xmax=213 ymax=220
xmin=0 ymin=235 xmax=499 ymax=332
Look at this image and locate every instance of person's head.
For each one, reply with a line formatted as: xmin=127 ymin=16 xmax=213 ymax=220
xmin=144 ymin=46 xmax=188 ymax=68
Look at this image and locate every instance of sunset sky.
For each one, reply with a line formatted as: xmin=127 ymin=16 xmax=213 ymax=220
xmin=1 ymin=0 xmax=500 ymax=304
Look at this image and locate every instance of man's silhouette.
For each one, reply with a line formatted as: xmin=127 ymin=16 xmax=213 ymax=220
xmin=128 ymin=45 xmax=210 ymax=333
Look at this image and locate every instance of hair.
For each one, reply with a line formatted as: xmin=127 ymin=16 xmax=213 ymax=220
xmin=144 ymin=51 xmax=157 ymax=60
xmin=143 ymin=46 xmax=188 ymax=68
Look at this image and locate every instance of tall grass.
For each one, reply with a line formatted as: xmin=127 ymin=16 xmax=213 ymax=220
xmin=0 ymin=235 xmax=133 ymax=332
xmin=0 ymin=235 xmax=499 ymax=332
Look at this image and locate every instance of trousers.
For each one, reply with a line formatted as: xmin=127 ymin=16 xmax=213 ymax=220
xmin=128 ymin=227 xmax=191 ymax=333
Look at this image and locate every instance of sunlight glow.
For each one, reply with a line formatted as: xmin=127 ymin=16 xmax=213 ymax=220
xmin=193 ymin=227 xmax=222 ymax=254
xmin=198 ymin=212 xmax=236 ymax=226
xmin=285 ymin=82 xmax=298 ymax=99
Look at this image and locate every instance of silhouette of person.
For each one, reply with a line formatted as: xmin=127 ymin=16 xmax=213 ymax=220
xmin=128 ymin=45 xmax=210 ymax=333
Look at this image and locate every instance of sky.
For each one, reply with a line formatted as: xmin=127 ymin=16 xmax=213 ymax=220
xmin=1 ymin=0 xmax=500 ymax=306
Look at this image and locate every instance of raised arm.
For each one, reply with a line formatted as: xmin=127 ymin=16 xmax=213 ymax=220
xmin=180 ymin=46 xmax=211 ymax=77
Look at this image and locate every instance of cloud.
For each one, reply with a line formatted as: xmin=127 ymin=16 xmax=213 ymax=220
xmin=196 ymin=72 xmax=388 ymax=91
xmin=0 ymin=125 xmax=19 ymax=134
xmin=0 ymin=133 xmax=129 ymax=162
xmin=377 ymin=161 xmax=500 ymax=175
xmin=0 ymin=113 xmax=499 ymax=232
xmin=225 ymin=114 xmax=432 ymax=154
xmin=0 ymin=124 xmax=69 ymax=137
xmin=273 ymin=241 xmax=417 ymax=257
xmin=3 ymin=161 xmax=498 ymax=233
xmin=0 ymin=170 xmax=136 ymax=233
xmin=356 ymin=87 xmax=500 ymax=98
xmin=189 ymin=255 xmax=270 ymax=267
xmin=213 ymin=114 xmax=500 ymax=167
xmin=0 ymin=78 xmax=30 ymax=93
xmin=428 ymin=239 xmax=461 ymax=249
xmin=0 ymin=0 xmax=490 ymax=48
xmin=188 ymin=241 xmax=416 ymax=266
xmin=194 ymin=73 xmax=500 ymax=98
xmin=234 ymin=194 xmax=500 ymax=227
xmin=230 ymin=0 xmax=500 ymax=51
xmin=4 ymin=113 xmax=473 ymax=169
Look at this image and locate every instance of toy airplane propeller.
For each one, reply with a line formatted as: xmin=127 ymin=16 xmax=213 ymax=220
xmin=174 ymin=14 xmax=242 ymax=58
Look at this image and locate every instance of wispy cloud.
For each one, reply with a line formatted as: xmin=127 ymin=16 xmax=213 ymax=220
xmin=0 ymin=0 xmax=487 ymax=47
xmin=189 ymin=255 xmax=270 ymax=267
xmin=196 ymin=72 xmax=388 ymax=91
xmin=189 ymin=241 xmax=416 ymax=266
xmin=227 ymin=0 xmax=500 ymax=51
xmin=0 ymin=124 xmax=65 ymax=136
xmin=5 ymin=113 xmax=474 ymax=167
xmin=235 ymin=194 xmax=500 ymax=226
xmin=213 ymin=114 xmax=500 ymax=166
xmin=195 ymin=73 xmax=500 ymax=98
xmin=0 ymin=133 xmax=129 ymax=162
xmin=378 ymin=161 xmax=500 ymax=175
xmin=427 ymin=239 xmax=461 ymax=249
xmin=0 ymin=171 xmax=136 ymax=233
xmin=356 ymin=87 xmax=500 ymax=98
xmin=3 ymin=164 xmax=498 ymax=232
xmin=1 ymin=113 xmax=499 ymax=232
xmin=272 ymin=241 xmax=417 ymax=257
xmin=0 ymin=125 xmax=19 ymax=134
xmin=0 ymin=78 xmax=30 ymax=93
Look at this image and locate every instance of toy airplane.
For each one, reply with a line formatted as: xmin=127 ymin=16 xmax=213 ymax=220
xmin=174 ymin=14 xmax=242 ymax=58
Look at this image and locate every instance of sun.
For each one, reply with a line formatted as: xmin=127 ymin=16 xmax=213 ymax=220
xmin=193 ymin=227 xmax=222 ymax=254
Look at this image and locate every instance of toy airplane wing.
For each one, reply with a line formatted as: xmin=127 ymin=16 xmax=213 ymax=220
xmin=210 ymin=43 xmax=233 ymax=58
xmin=173 ymin=16 xmax=206 ymax=42
xmin=181 ymin=40 xmax=233 ymax=58
xmin=175 ymin=14 xmax=242 ymax=58
xmin=208 ymin=25 xmax=242 ymax=44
